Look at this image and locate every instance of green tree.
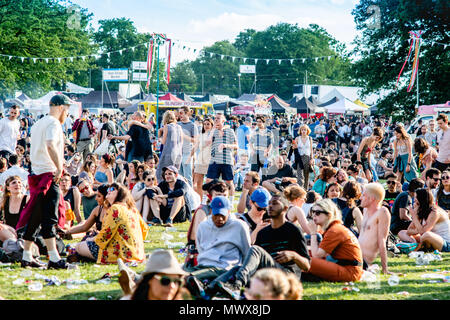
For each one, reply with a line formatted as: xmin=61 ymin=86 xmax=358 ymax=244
xmin=241 ymin=23 xmax=353 ymax=100
xmin=92 ymin=18 xmax=168 ymax=93
xmin=351 ymin=0 xmax=449 ymax=120
xmin=234 ymin=29 xmax=257 ymax=52
xmin=0 ymin=0 xmax=95 ymax=99
xmin=190 ymin=40 xmax=244 ymax=97
xmin=169 ymin=60 xmax=197 ymax=93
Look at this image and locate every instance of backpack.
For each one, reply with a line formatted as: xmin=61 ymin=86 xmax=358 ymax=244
xmin=1 ymin=239 xmax=40 ymax=263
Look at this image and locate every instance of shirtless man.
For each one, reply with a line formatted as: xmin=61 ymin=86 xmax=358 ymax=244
xmin=358 ymin=183 xmax=391 ymax=274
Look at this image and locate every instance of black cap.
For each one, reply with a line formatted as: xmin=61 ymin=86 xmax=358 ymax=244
xmin=49 ymin=94 xmax=71 ymax=107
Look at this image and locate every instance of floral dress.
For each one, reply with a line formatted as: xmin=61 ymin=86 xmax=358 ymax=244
xmin=94 ymin=203 xmax=149 ymax=264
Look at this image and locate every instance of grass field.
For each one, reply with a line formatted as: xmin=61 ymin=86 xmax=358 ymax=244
xmin=1 ymin=191 xmax=449 ymax=301
xmin=1 ymin=220 xmax=449 ymax=300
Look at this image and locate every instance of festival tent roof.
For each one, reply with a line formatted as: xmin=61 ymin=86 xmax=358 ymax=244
xmin=324 ymin=98 xmax=368 ymax=114
xmin=23 ymin=91 xmax=82 ymax=118
xmin=123 ymin=93 xmax=158 ymax=114
xmin=308 ymin=96 xmax=321 ymax=105
xmin=176 ymin=93 xmax=194 ymax=102
xmin=80 ymin=91 xmax=132 ymax=109
xmin=354 ymin=99 xmax=370 ymax=108
xmin=289 ymin=96 xmax=325 ymax=114
xmin=318 ymin=88 xmax=346 ymax=104
xmin=159 ymin=93 xmax=184 ymax=102
xmin=213 ymin=100 xmax=240 ymax=112
xmin=236 ymin=93 xmax=272 ymax=102
xmin=65 ymin=82 xmax=94 ymax=95
xmin=317 ymin=97 xmax=338 ymax=107
xmin=267 ymin=95 xmax=296 ymax=114
xmin=16 ymin=93 xmax=31 ymax=102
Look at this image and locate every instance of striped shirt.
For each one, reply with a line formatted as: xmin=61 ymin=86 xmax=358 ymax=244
xmin=210 ymin=128 xmax=237 ymax=165
xmin=249 ymin=128 xmax=273 ymax=154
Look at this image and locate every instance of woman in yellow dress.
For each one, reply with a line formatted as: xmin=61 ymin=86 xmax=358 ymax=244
xmin=74 ymin=183 xmax=149 ymax=264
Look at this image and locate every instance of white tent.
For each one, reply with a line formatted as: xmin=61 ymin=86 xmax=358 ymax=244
xmin=325 ymin=98 xmax=368 ymax=114
xmin=65 ymin=82 xmax=94 ymax=95
xmin=23 ymin=91 xmax=82 ymax=118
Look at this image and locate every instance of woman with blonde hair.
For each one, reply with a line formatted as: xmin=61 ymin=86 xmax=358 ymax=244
xmin=284 ymin=184 xmax=312 ymax=235
xmin=393 ymin=125 xmax=418 ymax=183
xmin=245 ymin=268 xmax=303 ymax=300
xmin=292 ymin=124 xmax=314 ymax=189
xmin=156 ymin=111 xmax=183 ymax=182
xmin=303 ymin=199 xmax=364 ymax=282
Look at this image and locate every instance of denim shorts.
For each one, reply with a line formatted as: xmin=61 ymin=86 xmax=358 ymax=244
xmin=87 ymin=240 xmax=99 ymax=260
xmin=441 ymin=240 xmax=450 ymax=253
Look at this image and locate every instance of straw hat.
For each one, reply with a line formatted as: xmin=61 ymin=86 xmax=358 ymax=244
xmin=143 ymin=249 xmax=187 ymax=276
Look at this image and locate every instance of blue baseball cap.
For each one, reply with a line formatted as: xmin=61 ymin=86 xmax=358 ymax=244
xmin=250 ymin=187 xmax=271 ymax=208
xmin=210 ymin=196 xmax=231 ymax=216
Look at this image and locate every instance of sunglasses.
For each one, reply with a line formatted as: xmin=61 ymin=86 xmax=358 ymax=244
xmin=442 ymin=176 xmax=450 ymax=180
xmin=310 ymin=209 xmax=329 ymax=217
xmin=146 ymin=177 xmax=156 ymax=182
xmin=431 ymin=177 xmax=442 ymax=181
xmin=387 ymin=181 xmax=396 ymax=185
xmin=154 ymin=275 xmax=183 ymax=287
xmin=255 ymin=205 xmax=267 ymax=212
xmin=107 ymin=187 xmax=116 ymax=193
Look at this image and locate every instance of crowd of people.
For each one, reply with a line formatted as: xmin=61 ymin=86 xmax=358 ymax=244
xmin=0 ymin=93 xmax=449 ymax=301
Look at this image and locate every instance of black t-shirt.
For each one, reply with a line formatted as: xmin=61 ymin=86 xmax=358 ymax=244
xmin=238 ymin=212 xmax=258 ymax=232
xmin=384 ymin=190 xmax=400 ymax=211
xmin=263 ymin=164 xmax=295 ymax=184
xmin=255 ymin=222 xmax=310 ymax=272
xmin=127 ymin=124 xmax=152 ymax=158
xmin=391 ymin=191 xmax=411 ymax=226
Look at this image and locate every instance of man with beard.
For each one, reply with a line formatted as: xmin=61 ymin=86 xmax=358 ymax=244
xmin=207 ymin=195 xmax=310 ymax=297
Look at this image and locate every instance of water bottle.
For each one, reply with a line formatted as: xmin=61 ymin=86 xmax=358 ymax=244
xmin=28 ymin=282 xmax=43 ymax=292
xmin=388 ymin=275 xmax=400 ymax=286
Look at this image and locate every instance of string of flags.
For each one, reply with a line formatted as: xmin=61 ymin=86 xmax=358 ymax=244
xmin=0 ymin=39 xmax=342 ymax=65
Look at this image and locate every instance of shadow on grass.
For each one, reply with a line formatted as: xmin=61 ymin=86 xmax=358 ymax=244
xmin=59 ymin=288 xmax=123 ymax=300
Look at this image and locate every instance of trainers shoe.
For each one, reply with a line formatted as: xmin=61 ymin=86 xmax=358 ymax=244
xmin=164 ymin=218 xmax=173 ymax=227
xmin=210 ymin=281 xmax=241 ymax=300
xmin=151 ymin=217 xmax=162 ymax=225
xmin=20 ymin=258 xmax=46 ymax=269
xmin=47 ymin=259 xmax=69 ymax=270
xmin=185 ymin=275 xmax=207 ymax=300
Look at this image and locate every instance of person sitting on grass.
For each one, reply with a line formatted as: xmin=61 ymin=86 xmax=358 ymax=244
xmin=358 ymin=183 xmax=391 ymax=274
xmin=244 ymin=268 xmax=303 ymax=300
xmin=236 ymin=171 xmax=261 ymax=214
xmin=312 ymin=166 xmax=337 ymax=197
xmin=73 ymin=183 xmax=149 ymax=264
xmin=119 ymin=249 xmax=190 ymax=300
xmin=302 ymin=199 xmax=364 ymax=283
xmin=398 ymin=188 xmax=450 ymax=253
xmin=262 ymin=156 xmax=297 ymax=194
xmin=152 ymin=166 xmax=190 ymax=227
xmin=131 ymin=170 xmax=163 ymax=224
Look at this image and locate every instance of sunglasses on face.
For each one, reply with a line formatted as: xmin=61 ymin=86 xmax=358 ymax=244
xmin=442 ymin=176 xmax=450 ymax=180
xmin=255 ymin=205 xmax=267 ymax=212
xmin=146 ymin=177 xmax=156 ymax=182
xmin=387 ymin=180 xmax=396 ymax=185
xmin=107 ymin=187 xmax=116 ymax=193
xmin=154 ymin=275 xmax=183 ymax=287
xmin=310 ymin=209 xmax=329 ymax=217
xmin=431 ymin=177 xmax=441 ymax=181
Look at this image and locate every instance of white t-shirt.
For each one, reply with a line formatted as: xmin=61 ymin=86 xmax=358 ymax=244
xmin=30 ymin=115 xmax=65 ymax=175
xmin=0 ymin=117 xmax=20 ymax=153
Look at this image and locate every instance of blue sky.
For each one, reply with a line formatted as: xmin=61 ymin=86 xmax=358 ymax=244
xmin=70 ymin=0 xmax=360 ymax=64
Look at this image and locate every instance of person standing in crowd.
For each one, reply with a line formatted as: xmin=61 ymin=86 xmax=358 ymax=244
xmin=292 ymin=124 xmax=314 ymax=190
xmin=314 ymin=118 xmax=326 ymax=147
xmin=205 ymin=113 xmax=238 ymax=201
xmin=358 ymin=183 xmax=391 ymax=274
xmin=156 ymin=111 xmax=183 ymax=183
xmin=355 ymin=127 xmax=384 ymax=183
xmin=249 ymin=115 xmax=273 ymax=174
xmin=72 ymin=109 xmax=96 ymax=161
xmin=434 ymin=114 xmax=450 ymax=172
xmin=108 ymin=111 xmax=152 ymax=163
xmin=17 ymin=94 xmax=71 ymax=269
xmin=0 ymin=104 xmax=20 ymax=162
xmin=178 ymin=106 xmax=198 ymax=187
xmin=236 ymin=117 xmax=252 ymax=157
xmin=192 ymin=117 xmax=214 ymax=198
xmin=393 ymin=125 xmax=418 ymax=183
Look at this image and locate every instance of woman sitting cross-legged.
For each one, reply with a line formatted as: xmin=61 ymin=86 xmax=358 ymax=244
xmin=131 ymin=169 xmax=163 ymax=224
xmin=398 ymin=188 xmax=450 ymax=253
xmin=73 ymin=183 xmax=149 ymax=264
xmin=301 ymin=199 xmax=364 ymax=282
